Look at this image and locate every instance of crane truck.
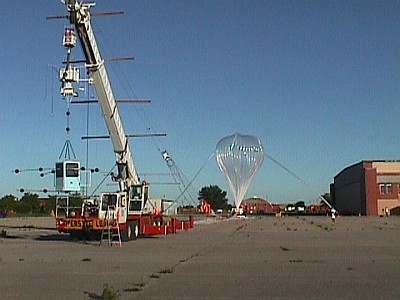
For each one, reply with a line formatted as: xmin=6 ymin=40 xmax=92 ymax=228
xmin=54 ymin=0 xmax=194 ymax=241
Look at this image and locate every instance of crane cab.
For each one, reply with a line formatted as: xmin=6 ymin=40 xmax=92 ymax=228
xmin=55 ymin=161 xmax=81 ymax=192
xmin=128 ymin=182 xmax=149 ymax=214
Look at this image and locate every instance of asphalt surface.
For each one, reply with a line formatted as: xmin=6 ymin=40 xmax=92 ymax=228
xmin=0 ymin=215 xmax=399 ymax=299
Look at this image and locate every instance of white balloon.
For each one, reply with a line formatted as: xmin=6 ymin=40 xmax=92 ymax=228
xmin=215 ymin=133 xmax=264 ymax=211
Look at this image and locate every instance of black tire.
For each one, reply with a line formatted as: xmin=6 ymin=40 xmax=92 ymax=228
xmin=121 ymin=223 xmax=131 ymax=242
xmin=130 ymin=220 xmax=139 ymax=240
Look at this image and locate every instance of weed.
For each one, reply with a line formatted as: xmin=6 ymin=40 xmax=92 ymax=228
xmin=82 ymin=258 xmax=92 ymax=262
xmin=123 ymin=287 xmax=141 ymax=292
xmin=135 ymin=280 xmax=146 ymax=288
xmin=150 ymin=273 xmax=161 ymax=279
xmin=159 ymin=267 xmax=174 ymax=274
xmin=180 ymin=252 xmax=200 ymax=263
xmin=101 ymin=284 xmax=121 ymax=300
xmin=290 ymin=259 xmax=303 ymax=263
xmin=280 ymin=246 xmax=290 ymax=251
xmin=236 ymin=224 xmax=245 ymax=231
xmin=124 ymin=280 xmax=146 ymax=292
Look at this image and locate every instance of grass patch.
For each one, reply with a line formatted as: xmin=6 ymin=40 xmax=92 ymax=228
xmin=290 ymin=259 xmax=303 ymax=263
xmin=159 ymin=267 xmax=174 ymax=274
xmin=135 ymin=280 xmax=146 ymax=288
xmin=124 ymin=279 xmax=147 ymax=292
xmin=179 ymin=252 xmax=200 ymax=263
xmin=280 ymin=246 xmax=290 ymax=251
xmin=236 ymin=224 xmax=245 ymax=231
xmin=82 ymin=258 xmax=92 ymax=262
xmin=102 ymin=284 xmax=121 ymax=300
xmin=85 ymin=284 xmax=121 ymax=300
xmin=123 ymin=287 xmax=141 ymax=292
xmin=150 ymin=273 xmax=161 ymax=279
xmin=286 ymin=227 xmax=298 ymax=231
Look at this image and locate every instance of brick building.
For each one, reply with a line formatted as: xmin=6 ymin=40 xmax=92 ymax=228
xmin=241 ymin=197 xmax=277 ymax=214
xmin=331 ymin=160 xmax=400 ymax=216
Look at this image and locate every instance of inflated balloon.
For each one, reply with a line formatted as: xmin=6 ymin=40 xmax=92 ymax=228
xmin=215 ymin=133 xmax=264 ymax=212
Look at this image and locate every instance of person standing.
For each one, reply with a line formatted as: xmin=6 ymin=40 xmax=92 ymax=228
xmin=331 ymin=208 xmax=336 ymax=223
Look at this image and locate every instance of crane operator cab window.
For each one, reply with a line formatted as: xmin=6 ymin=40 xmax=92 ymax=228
xmin=55 ymin=161 xmax=81 ymax=192
xmin=129 ymin=185 xmax=148 ymax=212
xmin=101 ymin=194 xmax=118 ymax=211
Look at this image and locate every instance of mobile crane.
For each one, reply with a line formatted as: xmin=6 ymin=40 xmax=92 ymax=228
xmin=54 ymin=0 xmax=194 ymax=241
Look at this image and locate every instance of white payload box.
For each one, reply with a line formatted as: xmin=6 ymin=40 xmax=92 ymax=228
xmin=55 ymin=161 xmax=81 ymax=192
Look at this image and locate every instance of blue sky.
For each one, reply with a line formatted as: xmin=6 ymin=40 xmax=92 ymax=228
xmin=1 ymin=0 xmax=399 ymax=206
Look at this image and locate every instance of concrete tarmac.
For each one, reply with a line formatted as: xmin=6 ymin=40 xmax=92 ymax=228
xmin=0 ymin=215 xmax=399 ymax=299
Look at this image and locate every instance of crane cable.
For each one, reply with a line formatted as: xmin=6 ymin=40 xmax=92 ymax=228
xmin=96 ymin=27 xmax=198 ymax=202
xmin=95 ymin=27 xmax=173 ymax=154
xmin=164 ymin=152 xmax=215 ymax=212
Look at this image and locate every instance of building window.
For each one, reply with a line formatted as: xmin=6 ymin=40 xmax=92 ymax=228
xmin=379 ymin=183 xmax=392 ymax=195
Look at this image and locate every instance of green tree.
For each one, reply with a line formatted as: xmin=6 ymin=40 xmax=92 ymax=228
xmin=0 ymin=194 xmax=18 ymax=212
xmin=198 ymin=185 xmax=229 ymax=211
xmin=48 ymin=195 xmax=57 ymax=212
xmin=20 ymin=193 xmax=40 ymax=214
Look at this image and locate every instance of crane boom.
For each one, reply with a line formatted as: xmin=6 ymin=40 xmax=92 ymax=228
xmin=64 ymin=1 xmax=139 ymax=190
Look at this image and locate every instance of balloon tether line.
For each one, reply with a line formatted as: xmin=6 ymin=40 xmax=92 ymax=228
xmin=264 ymin=153 xmax=333 ymax=209
xmin=174 ymin=152 xmax=215 ymax=203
